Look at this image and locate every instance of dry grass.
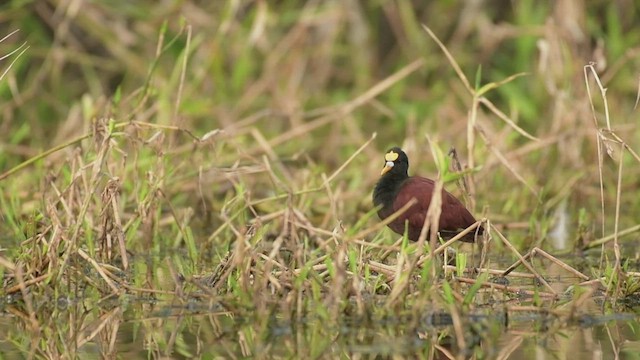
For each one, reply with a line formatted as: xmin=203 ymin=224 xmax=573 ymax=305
xmin=1 ymin=1 xmax=640 ymax=358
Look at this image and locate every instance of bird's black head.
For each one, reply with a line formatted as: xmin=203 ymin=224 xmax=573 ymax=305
xmin=380 ymin=147 xmax=409 ymax=178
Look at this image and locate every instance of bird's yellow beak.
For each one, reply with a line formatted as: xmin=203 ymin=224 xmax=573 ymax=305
xmin=380 ymin=161 xmax=394 ymax=175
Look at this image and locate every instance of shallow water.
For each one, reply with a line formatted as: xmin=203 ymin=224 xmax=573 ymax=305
xmin=3 ymin=299 xmax=637 ymax=358
xmin=2 ymin=247 xmax=640 ymax=358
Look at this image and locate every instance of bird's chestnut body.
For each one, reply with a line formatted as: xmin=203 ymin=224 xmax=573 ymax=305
xmin=373 ymin=147 xmax=481 ymax=242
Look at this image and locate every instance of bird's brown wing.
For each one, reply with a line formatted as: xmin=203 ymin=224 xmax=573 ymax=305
xmin=393 ymin=177 xmax=478 ymax=238
xmin=391 ymin=177 xmax=432 ymax=231
xmin=439 ymin=190 xmax=478 ymax=232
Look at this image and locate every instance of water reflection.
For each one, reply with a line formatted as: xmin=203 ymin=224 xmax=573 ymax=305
xmin=1 ymin=293 xmax=639 ymax=358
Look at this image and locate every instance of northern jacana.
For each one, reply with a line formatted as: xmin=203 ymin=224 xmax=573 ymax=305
xmin=372 ymin=147 xmax=482 ymax=242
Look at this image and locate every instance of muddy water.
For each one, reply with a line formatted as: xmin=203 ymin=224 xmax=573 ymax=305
xmin=1 ymin=251 xmax=639 ymax=358
xmin=2 ymin=298 xmax=635 ymax=358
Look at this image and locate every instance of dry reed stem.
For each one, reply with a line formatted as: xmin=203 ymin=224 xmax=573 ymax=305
xmin=257 ymin=252 xmax=288 ymax=271
xmin=416 ymin=220 xmax=483 ymax=267
xmin=421 ymin=25 xmax=472 ymax=93
xmin=564 ymin=285 xmax=597 ymax=320
xmin=238 ymin=131 xmax=376 ymax=211
xmin=77 ymin=249 xmax=122 ymax=295
xmin=492 ymin=225 xmax=556 ymax=294
xmin=448 ymin=301 xmax=467 ymax=356
xmin=272 ymin=263 xmax=328 ymax=277
xmin=433 ymin=343 xmax=456 ymax=360
xmin=0 ymin=30 xmax=29 ymax=83
xmin=13 ymin=265 xmax=39 ymax=332
xmin=378 ymin=236 xmax=406 ymax=260
xmin=478 ymin=96 xmax=537 ymax=141
xmin=476 ymin=124 xmax=539 ymax=198
xmin=0 ymin=256 xmax=16 ymax=272
xmin=502 ymin=247 xmax=589 ymax=281
xmin=532 ymin=248 xmax=589 ymax=280
xmin=367 ymin=260 xmax=397 ymax=278
xmin=478 ymin=218 xmax=490 ymax=270
xmin=606 ymin=141 xmax=624 ymax=300
xmin=171 ymin=24 xmax=191 ymax=133
xmin=351 ymin=239 xmax=401 ymax=251
xmin=165 ymin=258 xmax=185 ymax=299
xmin=467 ymin=97 xmax=478 ymax=208
xmin=0 ymin=132 xmax=92 ymax=181
xmin=448 ymin=147 xmax=471 ymax=206
xmin=442 ymin=265 xmax=535 ymax=279
xmin=76 ymin=307 xmax=121 ymax=348
xmin=349 ymin=198 xmax=418 ymax=241
xmin=423 ymin=136 xmax=444 ymax=252
xmin=386 ymin=250 xmax=409 ymax=306
xmin=584 ymin=63 xmax=610 ymax=263
xmin=268 ymin=59 xmax=424 ymax=148
xmin=422 ymin=24 xmax=478 ymax=211
xmin=496 ymin=336 xmax=524 ymax=360
xmin=584 ymin=63 xmax=611 ymax=130
xmin=1 ymin=119 xmax=209 ymax=181
xmin=456 ymin=277 xmax=557 ymax=298
xmin=324 ymin=133 xmax=377 ymax=186
xmin=105 ymin=179 xmax=129 ymax=269
xmin=583 ymin=63 xmax=640 ymax=299
xmin=604 ymin=324 xmax=620 ymax=358
xmin=578 ymin=278 xmax=605 ymax=288
xmin=608 ymin=130 xmax=640 ymax=162
xmin=507 ymin=305 xmax=558 ymax=313
xmin=422 ymin=24 xmax=540 ymax=208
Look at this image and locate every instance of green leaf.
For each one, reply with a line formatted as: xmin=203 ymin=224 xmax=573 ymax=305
xmin=441 ymin=280 xmax=455 ymax=305
xmin=113 ymin=85 xmax=122 ymax=106
xmin=474 ymin=64 xmax=483 ymax=91
xmin=185 ymin=226 xmax=197 ymax=264
xmin=463 ymin=272 xmax=487 ymax=306
xmin=456 ymin=252 xmax=467 ymax=277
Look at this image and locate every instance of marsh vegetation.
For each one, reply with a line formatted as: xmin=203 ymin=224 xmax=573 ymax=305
xmin=1 ymin=1 xmax=640 ymax=358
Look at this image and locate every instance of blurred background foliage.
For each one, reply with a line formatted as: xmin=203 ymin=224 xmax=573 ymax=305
xmin=1 ymin=0 xmax=639 ymax=244
xmin=1 ymin=1 xmax=637 ymax=143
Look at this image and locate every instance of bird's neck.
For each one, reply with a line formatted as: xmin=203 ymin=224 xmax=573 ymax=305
xmin=373 ymin=172 xmax=408 ymax=210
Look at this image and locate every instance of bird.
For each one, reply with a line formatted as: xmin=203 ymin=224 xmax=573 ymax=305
xmin=372 ymin=147 xmax=482 ymax=243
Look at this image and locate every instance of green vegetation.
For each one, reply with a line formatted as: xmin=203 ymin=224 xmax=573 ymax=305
xmin=1 ymin=1 xmax=640 ymax=358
